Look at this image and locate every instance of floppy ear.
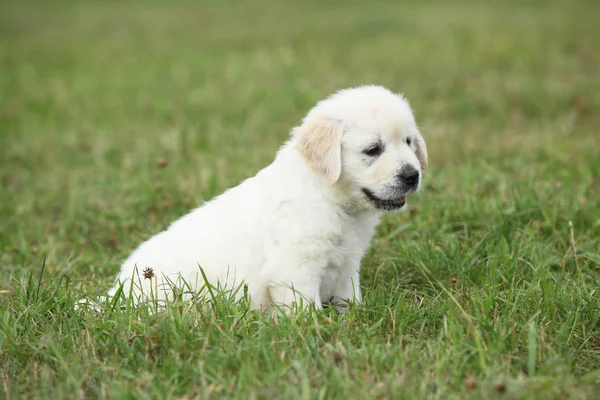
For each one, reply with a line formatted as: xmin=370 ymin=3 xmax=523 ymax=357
xmin=415 ymin=133 xmax=428 ymax=171
xmin=295 ymin=118 xmax=344 ymax=185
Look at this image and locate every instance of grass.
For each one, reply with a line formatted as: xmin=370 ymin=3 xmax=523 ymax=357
xmin=1 ymin=0 xmax=599 ymax=398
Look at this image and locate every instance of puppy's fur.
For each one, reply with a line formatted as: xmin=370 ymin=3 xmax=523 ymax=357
xmin=108 ymin=86 xmax=427 ymax=310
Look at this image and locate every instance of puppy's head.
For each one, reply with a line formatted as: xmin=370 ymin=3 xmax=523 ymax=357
xmin=295 ymin=85 xmax=427 ymax=212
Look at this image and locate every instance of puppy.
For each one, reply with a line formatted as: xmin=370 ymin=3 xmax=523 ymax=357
xmin=106 ymin=85 xmax=427 ymax=311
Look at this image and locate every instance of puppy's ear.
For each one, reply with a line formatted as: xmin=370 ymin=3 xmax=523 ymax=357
xmin=415 ymin=133 xmax=428 ymax=171
xmin=295 ymin=118 xmax=344 ymax=185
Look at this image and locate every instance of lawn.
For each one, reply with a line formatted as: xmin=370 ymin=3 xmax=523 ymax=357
xmin=1 ymin=0 xmax=599 ymax=398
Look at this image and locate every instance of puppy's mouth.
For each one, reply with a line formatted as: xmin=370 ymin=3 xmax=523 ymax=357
xmin=361 ymin=188 xmax=406 ymax=211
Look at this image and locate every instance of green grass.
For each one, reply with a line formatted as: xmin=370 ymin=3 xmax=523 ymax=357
xmin=1 ymin=0 xmax=599 ymax=398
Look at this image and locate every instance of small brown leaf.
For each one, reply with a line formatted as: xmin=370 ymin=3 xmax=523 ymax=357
xmin=464 ymin=375 xmax=477 ymax=391
xmin=156 ymin=159 xmax=168 ymax=169
xmin=494 ymin=380 xmax=506 ymax=394
xmin=330 ymin=351 xmax=344 ymax=364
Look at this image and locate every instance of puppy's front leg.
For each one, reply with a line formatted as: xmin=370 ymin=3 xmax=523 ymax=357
xmin=264 ymin=251 xmax=325 ymax=312
xmin=327 ymin=266 xmax=362 ymax=313
xmin=268 ymin=278 xmax=322 ymax=312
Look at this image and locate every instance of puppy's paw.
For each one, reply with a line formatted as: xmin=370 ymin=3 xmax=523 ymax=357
xmin=324 ymin=296 xmax=349 ymax=314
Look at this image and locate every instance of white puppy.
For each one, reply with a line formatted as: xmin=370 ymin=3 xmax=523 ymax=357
xmin=107 ymin=85 xmax=428 ymax=311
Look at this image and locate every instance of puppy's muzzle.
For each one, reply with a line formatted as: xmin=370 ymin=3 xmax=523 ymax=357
xmin=396 ymin=165 xmax=420 ymax=190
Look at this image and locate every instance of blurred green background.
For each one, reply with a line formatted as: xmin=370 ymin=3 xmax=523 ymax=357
xmin=0 ymin=0 xmax=599 ymax=398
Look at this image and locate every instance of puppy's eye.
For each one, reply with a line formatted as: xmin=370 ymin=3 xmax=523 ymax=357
xmin=363 ymin=144 xmax=383 ymax=157
xmin=406 ymin=137 xmax=412 ymax=146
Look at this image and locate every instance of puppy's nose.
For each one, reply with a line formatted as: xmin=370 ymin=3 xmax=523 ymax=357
xmin=397 ymin=165 xmax=420 ymax=187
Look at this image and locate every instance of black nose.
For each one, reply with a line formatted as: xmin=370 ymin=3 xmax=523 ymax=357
xmin=397 ymin=165 xmax=420 ymax=187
